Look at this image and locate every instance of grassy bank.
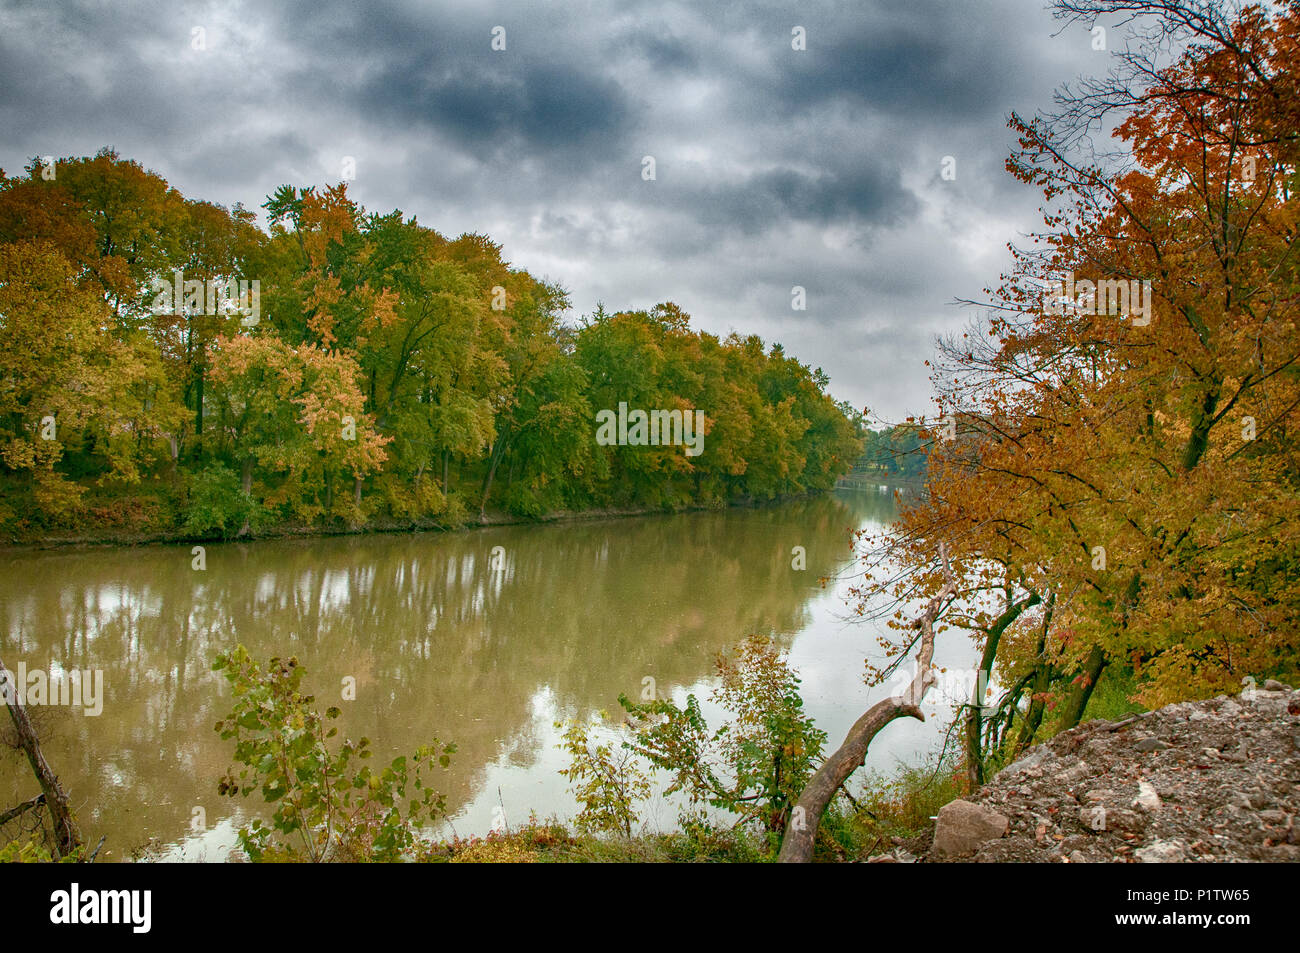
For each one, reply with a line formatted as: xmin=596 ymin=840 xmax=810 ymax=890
xmin=1 ymin=488 xmax=828 ymax=552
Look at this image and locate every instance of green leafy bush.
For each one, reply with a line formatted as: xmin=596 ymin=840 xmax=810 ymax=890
xmin=182 ymin=464 xmax=258 ymax=537
xmin=213 ymin=646 xmax=456 ymax=862
xmin=618 ymin=634 xmax=826 ymax=839
xmin=556 ymin=713 xmax=650 ymax=837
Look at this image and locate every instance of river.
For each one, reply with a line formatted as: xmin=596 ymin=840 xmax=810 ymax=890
xmin=0 ymin=487 xmax=978 ymax=860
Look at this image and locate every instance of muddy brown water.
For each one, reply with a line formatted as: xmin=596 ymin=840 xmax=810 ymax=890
xmin=0 ymin=488 xmax=975 ymax=860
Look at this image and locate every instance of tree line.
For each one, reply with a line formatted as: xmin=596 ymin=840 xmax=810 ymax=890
xmin=0 ymin=156 xmax=863 ymax=539
xmin=853 ymin=423 xmax=928 ymax=480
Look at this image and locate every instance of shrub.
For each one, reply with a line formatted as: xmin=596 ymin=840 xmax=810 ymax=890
xmin=213 ymin=646 xmax=456 ymax=862
xmin=556 ymin=713 xmax=650 ymax=837
xmin=618 ymin=634 xmax=826 ymax=839
xmin=182 ymin=464 xmax=258 ymax=537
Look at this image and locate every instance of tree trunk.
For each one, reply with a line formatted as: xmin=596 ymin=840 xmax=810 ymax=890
xmin=0 ymin=658 xmax=81 ymax=858
xmin=1015 ymin=593 xmax=1056 ymax=754
xmin=238 ymin=456 xmax=254 ymax=537
xmin=1059 ymin=644 xmax=1106 ymax=730
xmin=965 ymin=590 xmax=1040 ymax=787
xmin=1180 ymin=377 xmax=1221 ymax=472
xmin=480 ymin=436 xmax=509 ymax=517
xmin=1061 ymin=570 xmax=1137 ymax=730
xmin=778 ymin=695 xmax=926 ymax=863
xmin=778 ymin=544 xmax=957 ymax=863
xmin=167 ymin=433 xmax=180 ymax=484
xmin=194 ymin=365 xmax=204 ymax=450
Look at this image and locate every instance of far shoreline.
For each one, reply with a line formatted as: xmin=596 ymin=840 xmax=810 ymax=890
xmin=1 ymin=485 xmax=898 ymax=555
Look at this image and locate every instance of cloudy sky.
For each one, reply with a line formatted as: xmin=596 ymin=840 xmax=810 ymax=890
xmin=0 ymin=0 xmax=1124 ymax=421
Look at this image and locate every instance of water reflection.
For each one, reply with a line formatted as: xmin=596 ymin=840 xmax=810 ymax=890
xmin=1 ymin=489 xmax=907 ymax=858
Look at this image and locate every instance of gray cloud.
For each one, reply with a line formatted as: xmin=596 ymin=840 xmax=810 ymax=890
xmin=0 ymin=0 xmax=1123 ymax=420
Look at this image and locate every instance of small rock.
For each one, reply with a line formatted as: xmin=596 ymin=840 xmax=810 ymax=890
xmin=1263 ymin=679 xmax=1293 ymax=692
xmin=1008 ymin=748 xmax=1050 ymax=773
xmin=1056 ymin=761 xmax=1091 ymax=785
xmin=931 ymin=800 xmax=1010 ymax=858
xmin=1135 ymin=737 xmax=1170 ymax=752
xmin=1228 ymin=791 xmax=1253 ymax=810
xmin=1135 ymin=840 xmax=1187 ymax=863
xmin=1079 ymin=806 xmax=1108 ymax=832
xmin=1105 ymin=809 xmax=1148 ymax=835
xmin=1068 ymin=849 xmax=1090 ymax=864
xmin=1133 ymin=781 xmax=1161 ymax=813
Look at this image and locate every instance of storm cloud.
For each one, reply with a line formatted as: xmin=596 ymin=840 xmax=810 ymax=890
xmin=0 ymin=0 xmax=1126 ymax=420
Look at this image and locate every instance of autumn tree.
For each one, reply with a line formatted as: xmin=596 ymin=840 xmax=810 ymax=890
xmin=206 ymin=334 xmax=389 ymax=529
xmin=782 ymin=0 xmax=1300 ymax=861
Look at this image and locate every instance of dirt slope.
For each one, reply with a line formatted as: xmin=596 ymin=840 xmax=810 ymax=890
xmin=924 ymin=682 xmax=1300 ymax=863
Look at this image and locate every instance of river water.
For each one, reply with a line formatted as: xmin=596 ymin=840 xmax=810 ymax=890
xmin=0 ymin=487 xmax=978 ymax=860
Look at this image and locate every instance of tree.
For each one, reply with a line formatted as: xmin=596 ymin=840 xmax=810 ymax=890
xmin=206 ymin=334 xmax=389 ymax=526
xmin=777 ymin=544 xmax=956 ymax=863
xmin=0 ymin=657 xmax=81 ymax=859
xmin=0 ymin=241 xmax=181 ymax=521
xmin=0 ymin=157 xmax=863 ymax=538
xmin=780 ymin=0 xmax=1300 ymax=862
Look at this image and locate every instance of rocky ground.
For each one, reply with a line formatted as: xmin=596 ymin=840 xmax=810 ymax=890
xmin=881 ymin=680 xmax=1300 ymax=863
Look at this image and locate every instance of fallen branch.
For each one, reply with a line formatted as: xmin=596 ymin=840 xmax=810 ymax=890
xmin=1102 ymin=711 xmax=1156 ymax=733
xmin=0 ymin=656 xmax=81 ymax=858
xmin=777 ymin=543 xmax=958 ymax=863
xmin=0 ymin=792 xmax=45 ymax=828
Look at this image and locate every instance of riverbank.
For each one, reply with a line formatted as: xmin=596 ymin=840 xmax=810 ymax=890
xmin=1 ymin=489 xmax=842 ymax=553
xmin=417 ymin=681 xmax=1299 ymax=864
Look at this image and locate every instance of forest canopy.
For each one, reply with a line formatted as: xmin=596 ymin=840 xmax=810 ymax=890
xmin=0 ymin=156 xmax=863 ymax=539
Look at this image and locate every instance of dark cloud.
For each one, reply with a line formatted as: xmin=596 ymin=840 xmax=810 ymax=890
xmin=773 ymin=2 xmax=1054 ymax=121
xmin=351 ymin=60 xmax=632 ymax=159
xmin=615 ymin=28 xmax=699 ymax=73
xmin=0 ymin=0 xmax=1119 ymax=419
xmin=682 ymin=162 xmax=917 ymax=235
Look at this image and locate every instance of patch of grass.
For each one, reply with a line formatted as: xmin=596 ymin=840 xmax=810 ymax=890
xmin=424 ymin=816 xmax=772 ymax=863
xmin=840 ymin=750 xmax=970 ymax=858
xmin=1081 ymin=664 xmax=1147 ymax=722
